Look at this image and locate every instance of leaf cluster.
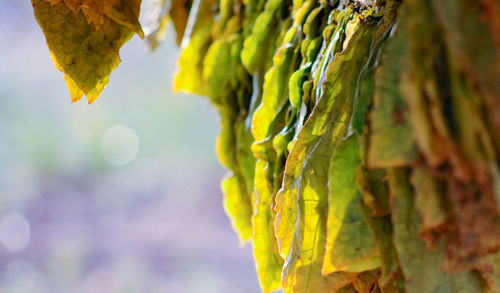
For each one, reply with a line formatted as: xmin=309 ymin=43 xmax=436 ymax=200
xmin=172 ymin=0 xmax=500 ymax=292
xmin=32 ymin=0 xmax=500 ymax=292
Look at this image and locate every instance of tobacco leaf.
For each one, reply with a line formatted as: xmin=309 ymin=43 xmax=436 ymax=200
xmin=323 ymin=135 xmax=380 ymax=274
xmin=410 ymin=166 xmax=450 ymax=244
xmin=33 ymin=0 xmax=144 ymax=103
xmin=173 ymin=0 xmax=215 ymax=96
xmin=203 ymin=37 xmax=235 ymax=100
xmin=356 ymin=167 xmax=390 ymax=218
xmin=222 ymin=174 xmax=253 ymax=241
xmin=201 ymin=4 xmax=259 ymax=246
xmin=478 ymin=252 xmax=500 ymax=293
xmin=402 ymin=0 xmax=467 ymax=175
xmin=146 ymin=0 xmax=193 ymax=49
xmin=367 ymin=4 xmax=417 ymax=168
xmin=352 ymin=269 xmax=381 ymax=293
xmin=445 ymin=179 xmax=500 ymax=272
xmin=252 ymin=160 xmax=283 ymax=292
xmin=402 ymin=0 xmax=500 ymax=271
xmin=388 ymin=168 xmax=484 ymax=293
xmin=240 ymin=0 xmax=286 ymax=73
xmin=251 ymin=25 xmax=300 ymax=142
xmin=170 ymin=0 xmax=192 ymax=45
xmin=433 ymin=0 xmax=500 ymax=145
xmin=360 ymin=205 xmax=402 ymax=288
xmin=275 ymin=22 xmax=376 ymax=292
xmin=44 ymin=0 xmax=118 ymax=27
xmin=214 ymin=46 xmax=256 ymax=243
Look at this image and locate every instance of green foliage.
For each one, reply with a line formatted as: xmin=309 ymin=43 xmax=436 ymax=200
xmin=33 ymin=0 xmax=500 ymax=292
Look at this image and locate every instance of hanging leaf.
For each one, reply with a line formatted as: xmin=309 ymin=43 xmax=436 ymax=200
xmin=32 ymin=0 xmax=144 ymax=103
xmin=252 ymin=160 xmax=283 ymax=292
xmin=275 ymin=22 xmax=377 ymax=292
xmin=367 ymin=5 xmax=417 ymax=168
xmin=323 ymin=135 xmax=380 ymax=275
xmin=388 ymin=168 xmax=484 ymax=293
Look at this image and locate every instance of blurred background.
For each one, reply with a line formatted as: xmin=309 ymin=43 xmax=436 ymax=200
xmin=0 ymin=0 xmax=261 ymax=292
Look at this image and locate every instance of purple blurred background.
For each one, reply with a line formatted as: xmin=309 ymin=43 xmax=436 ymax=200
xmin=0 ymin=1 xmax=262 ymax=292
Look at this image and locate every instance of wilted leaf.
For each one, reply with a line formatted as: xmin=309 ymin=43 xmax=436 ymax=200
xmin=45 ymin=0 xmax=117 ymax=26
xmin=388 ymin=168 xmax=484 ymax=293
xmin=170 ymin=0 xmax=192 ymax=45
xmin=352 ymin=269 xmax=381 ymax=293
xmin=288 ymin=66 xmax=310 ymax=109
xmin=402 ymin=0 xmax=464 ymax=173
xmin=216 ymin=97 xmax=256 ymax=243
xmin=478 ymin=252 xmax=500 ymax=293
xmin=445 ymin=179 xmax=500 ymax=272
xmin=433 ymin=0 xmax=500 ymax=144
xmin=410 ymin=166 xmax=450 ymax=243
xmin=32 ymin=0 xmax=143 ymax=103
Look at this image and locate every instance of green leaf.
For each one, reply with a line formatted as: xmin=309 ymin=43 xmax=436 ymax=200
xmin=355 ymin=167 xmax=390 ymax=218
xmin=203 ymin=39 xmax=233 ymax=98
xmin=323 ymin=135 xmax=380 ymax=274
xmin=367 ymin=6 xmax=417 ymax=167
xmin=309 ymin=10 xmax=354 ymax=108
xmin=360 ymin=206 xmax=402 ymax=287
xmin=240 ymin=0 xmax=284 ymax=73
xmin=288 ymin=66 xmax=310 ymax=109
xmin=251 ymin=25 xmax=300 ymax=142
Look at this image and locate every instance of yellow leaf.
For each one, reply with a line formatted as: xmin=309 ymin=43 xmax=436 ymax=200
xmin=222 ymin=175 xmax=253 ymax=242
xmin=173 ymin=0 xmax=215 ymax=96
xmin=32 ymin=0 xmax=143 ymax=103
xmin=252 ymin=160 xmax=283 ymax=292
xmin=64 ymin=75 xmax=84 ymax=103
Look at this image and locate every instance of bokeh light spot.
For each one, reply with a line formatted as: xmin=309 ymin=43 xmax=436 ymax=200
xmin=0 ymin=212 xmax=31 ymax=253
xmin=101 ymin=125 xmax=139 ymax=166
